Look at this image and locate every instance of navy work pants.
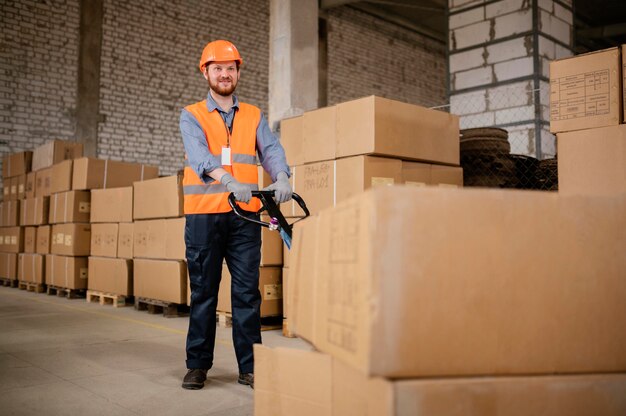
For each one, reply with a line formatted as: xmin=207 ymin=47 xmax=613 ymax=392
xmin=184 ymin=211 xmax=262 ymax=374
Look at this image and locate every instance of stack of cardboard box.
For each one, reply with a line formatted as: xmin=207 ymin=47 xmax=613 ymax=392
xmin=550 ymin=45 xmax=626 ymax=196
xmin=255 ymin=86 xmax=626 ymax=413
xmin=0 ymin=151 xmax=32 ymax=284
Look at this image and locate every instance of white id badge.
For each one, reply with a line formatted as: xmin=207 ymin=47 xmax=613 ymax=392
xmin=221 ymin=147 xmax=232 ymax=166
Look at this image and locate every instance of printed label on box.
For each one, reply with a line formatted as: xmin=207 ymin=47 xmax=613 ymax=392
xmin=18 ymin=184 xmax=24 ymax=193
xmin=371 ymin=177 xmax=394 ymax=187
xmin=64 ymin=235 xmax=72 ymax=246
xmin=550 ymin=70 xmax=611 ymax=121
xmin=10 ymin=236 xmax=16 ymax=245
xmin=264 ymin=284 xmax=283 ymax=300
xmin=405 ymin=181 xmax=427 ymax=187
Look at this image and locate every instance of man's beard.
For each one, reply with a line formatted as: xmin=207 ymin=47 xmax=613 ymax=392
xmin=209 ymin=76 xmax=237 ymax=96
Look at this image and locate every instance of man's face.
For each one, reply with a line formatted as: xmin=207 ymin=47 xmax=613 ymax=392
xmin=204 ymin=60 xmax=239 ymax=97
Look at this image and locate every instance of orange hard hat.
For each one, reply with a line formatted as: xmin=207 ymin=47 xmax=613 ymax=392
xmin=198 ymin=40 xmax=243 ymax=72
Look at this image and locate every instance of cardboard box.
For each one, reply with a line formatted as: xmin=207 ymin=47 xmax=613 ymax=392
xmin=117 ymin=223 xmax=133 ymax=259
xmin=0 ymin=227 xmax=24 ymax=253
xmin=336 ymin=96 xmax=460 ymax=165
xmin=35 ymin=167 xmax=52 ymax=197
xmin=0 ymin=253 xmax=18 ymax=279
xmin=550 ymin=47 xmax=622 ymax=133
xmin=45 ymin=254 xmax=88 ymax=289
xmin=2 ymin=151 xmax=32 ymax=179
xmin=24 ymin=227 xmax=37 ymax=253
xmin=293 ymin=161 xmax=335 ymax=217
xmin=50 ymin=159 xmax=73 ymax=194
xmin=133 ymin=218 xmax=185 ymax=260
xmin=558 ymin=124 xmax=626 ymax=196
xmin=50 ymin=223 xmax=91 ymax=256
xmin=18 ymin=253 xmax=45 ymax=284
xmin=36 ymin=225 xmax=51 ymax=254
xmin=15 ymin=174 xmax=26 ymax=199
xmin=49 ymin=190 xmax=90 ymax=223
xmin=260 ymin=218 xmax=283 ymax=266
xmin=402 ymin=161 xmax=464 ymax=187
xmin=290 ymin=187 xmax=626 ymax=378
xmin=72 ymin=157 xmax=159 ymax=191
xmin=32 ymin=140 xmax=83 ymax=171
xmin=255 ymin=345 xmax=626 ymax=416
xmin=282 ymin=267 xmax=289 ymax=319
xmin=335 ymin=155 xmax=403 ymax=204
xmin=88 ymin=257 xmax=132 ymax=295
xmin=623 ymin=44 xmax=626 ymax=122
xmin=90 ymin=187 xmax=133 ymax=223
xmin=2 ymin=181 xmax=9 ymax=201
xmin=8 ymin=176 xmax=17 ymax=201
xmin=303 ymin=106 xmax=336 ymax=164
xmin=280 ymin=115 xmax=304 ymax=166
xmin=90 ymin=223 xmax=119 ymax=258
xmin=1 ymin=200 xmax=20 ymax=227
xmin=133 ymin=259 xmax=186 ymax=304
xmin=283 ymin=244 xmax=290 ymax=268
xmin=218 ymin=266 xmax=282 ymax=317
xmin=25 ymin=172 xmax=36 ymax=199
xmin=20 ymin=196 xmax=49 ymax=226
xmin=133 ymin=175 xmax=183 ymax=220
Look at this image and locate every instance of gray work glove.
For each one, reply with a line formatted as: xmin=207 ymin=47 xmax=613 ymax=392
xmin=221 ymin=173 xmax=252 ymax=204
xmin=263 ymin=171 xmax=292 ymax=204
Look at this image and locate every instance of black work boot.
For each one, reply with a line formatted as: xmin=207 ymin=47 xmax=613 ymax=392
xmin=182 ymin=369 xmax=208 ymax=390
xmin=238 ymin=372 xmax=254 ymax=389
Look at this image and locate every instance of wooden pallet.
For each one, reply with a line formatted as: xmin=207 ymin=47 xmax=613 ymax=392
xmin=0 ymin=278 xmax=18 ymax=288
xmin=216 ymin=311 xmax=232 ymax=328
xmin=86 ymin=290 xmax=132 ymax=308
xmin=282 ymin=319 xmax=296 ymax=338
xmin=18 ymin=281 xmax=46 ymax=293
xmin=46 ymin=285 xmax=86 ymax=299
xmin=214 ymin=312 xmax=282 ymax=331
xmin=134 ymin=297 xmax=189 ymax=318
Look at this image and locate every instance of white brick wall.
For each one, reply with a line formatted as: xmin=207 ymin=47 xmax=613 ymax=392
xmin=449 ymin=6 xmax=485 ymax=30
xmin=485 ymin=0 xmax=529 ymax=19
xmin=326 ymin=6 xmax=446 ymax=108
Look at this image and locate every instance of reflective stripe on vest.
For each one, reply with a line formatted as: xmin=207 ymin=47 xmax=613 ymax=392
xmin=182 ymin=100 xmax=261 ymax=214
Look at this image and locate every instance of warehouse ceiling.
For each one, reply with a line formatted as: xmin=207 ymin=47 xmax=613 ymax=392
xmin=320 ymin=0 xmax=626 ymax=52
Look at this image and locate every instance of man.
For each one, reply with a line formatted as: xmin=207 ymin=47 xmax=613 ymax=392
xmin=179 ymin=39 xmax=291 ymax=390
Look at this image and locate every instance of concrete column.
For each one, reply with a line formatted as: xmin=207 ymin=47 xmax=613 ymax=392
xmin=75 ymin=0 xmax=104 ymax=157
xmin=269 ymin=0 xmax=319 ymax=130
xmin=448 ymin=0 xmax=573 ymax=158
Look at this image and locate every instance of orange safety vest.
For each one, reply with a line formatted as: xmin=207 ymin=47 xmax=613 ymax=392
xmin=182 ymin=100 xmax=261 ymax=214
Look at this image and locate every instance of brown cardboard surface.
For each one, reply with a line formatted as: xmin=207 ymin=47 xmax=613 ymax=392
xmin=8 ymin=176 xmax=17 ymax=201
xmin=336 ymin=96 xmax=460 ymax=165
xmin=25 ymin=172 xmax=35 ymax=199
xmin=50 ymin=160 xmax=73 ymax=194
xmin=35 ymin=167 xmax=52 ymax=197
xmin=117 ymin=223 xmax=133 ymax=259
xmin=2 ymin=151 xmax=32 ymax=179
xmin=283 ymin=244 xmax=290 ymax=268
xmin=402 ymin=161 xmax=464 ymax=187
xmin=260 ymin=217 xmax=283 ymax=266
xmin=291 ymin=187 xmax=626 ymax=378
xmin=282 ymin=267 xmax=289 ymax=319
xmin=1 ymin=200 xmax=20 ymax=227
xmin=335 ymin=155 xmax=402 ymax=204
xmin=87 ymin=257 xmax=132 ymax=295
xmin=15 ymin=174 xmax=26 ymax=200
xmin=0 ymin=227 xmax=24 ymax=253
xmin=293 ymin=161 xmax=335 ymax=216
xmin=50 ymin=223 xmax=91 ymax=256
xmin=90 ymin=223 xmax=119 ymax=258
xmin=558 ymin=124 xmax=626 ymax=196
xmin=2 ymin=181 xmax=9 ymax=201
xmin=303 ymin=106 xmax=337 ymax=164
xmin=90 ymin=187 xmax=133 ymax=223
xmin=36 ymin=225 xmax=51 ymax=254
xmin=133 ymin=259 xmax=186 ymax=304
xmin=0 ymin=253 xmax=18 ymax=279
xmin=133 ymin=175 xmax=183 ymax=220
xmin=32 ymin=140 xmax=83 ymax=171
xmin=45 ymin=255 xmax=88 ymax=289
xmin=430 ymin=164 xmax=463 ymax=187
xmin=255 ymin=345 xmax=626 ymax=416
xmin=49 ymin=191 xmax=90 ymax=223
xmin=217 ymin=266 xmax=283 ymax=317
xmin=18 ymin=253 xmax=45 ymax=284
xmin=72 ymin=157 xmax=159 ymax=191
xmin=133 ymin=218 xmax=185 ymax=260
xmin=255 ymin=345 xmax=332 ymax=416
xmin=623 ymin=44 xmax=626 ymax=122
xmin=24 ymin=227 xmax=36 ymax=253
xmin=20 ymin=196 xmax=49 ymax=226
xmin=550 ymin=47 xmax=622 ymax=133
xmin=280 ymin=115 xmax=304 ymax=166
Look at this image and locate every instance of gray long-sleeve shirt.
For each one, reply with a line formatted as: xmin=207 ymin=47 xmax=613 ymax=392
xmin=180 ymin=93 xmax=290 ymax=184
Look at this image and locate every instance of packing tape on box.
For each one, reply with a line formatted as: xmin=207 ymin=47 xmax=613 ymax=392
xmin=141 ymin=164 xmax=144 ymax=181
xmin=65 ymin=256 xmax=68 ymax=288
xmin=31 ymin=254 xmax=35 ymax=283
xmin=64 ymin=191 xmax=68 ymax=223
xmin=333 ymin=160 xmax=337 ymax=207
xmin=34 ymin=196 xmax=38 ymax=225
xmin=103 ymin=160 xmax=109 ymax=189
xmin=53 ymin=194 xmax=58 ymax=224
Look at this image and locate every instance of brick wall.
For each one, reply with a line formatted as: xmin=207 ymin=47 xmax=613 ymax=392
xmin=0 ymin=0 xmax=80 ymax=156
xmin=326 ymin=7 xmax=447 ymax=108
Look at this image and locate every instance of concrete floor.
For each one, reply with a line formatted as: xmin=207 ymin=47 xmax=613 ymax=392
xmin=0 ymin=285 xmax=311 ymax=416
